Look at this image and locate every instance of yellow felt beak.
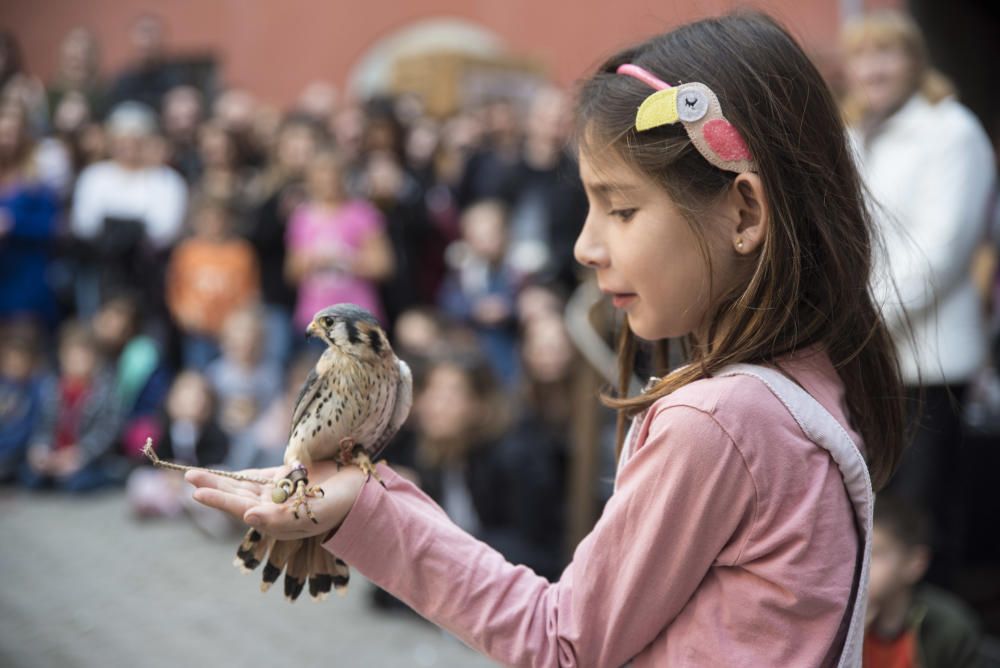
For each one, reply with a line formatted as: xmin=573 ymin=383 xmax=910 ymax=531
xmin=635 ymin=88 xmax=679 ymax=131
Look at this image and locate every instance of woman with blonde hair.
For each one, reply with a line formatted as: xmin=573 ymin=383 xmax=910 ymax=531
xmin=841 ymin=11 xmax=954 ymax=128
xmin=842 ymin=10 xmax=997 ymax=586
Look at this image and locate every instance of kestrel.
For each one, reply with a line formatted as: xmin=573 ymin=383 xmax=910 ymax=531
xmin=235 ymin=303 xmax=413 ymax=601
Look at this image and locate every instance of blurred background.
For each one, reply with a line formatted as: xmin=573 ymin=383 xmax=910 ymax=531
xmin=1 ymin=0 xmax=999 ymax=666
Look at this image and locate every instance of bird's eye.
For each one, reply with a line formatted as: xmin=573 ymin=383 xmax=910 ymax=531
xmin=323 ymin=317 xmax=334 ymax=328
xmin=676 ymin=86 xmax=709 ymax=122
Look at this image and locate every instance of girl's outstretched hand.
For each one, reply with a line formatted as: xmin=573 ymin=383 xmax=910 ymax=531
xmin=185 ymin=462 xmax=366 ymax=540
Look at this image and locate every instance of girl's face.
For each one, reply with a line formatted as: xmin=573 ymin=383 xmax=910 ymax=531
xmin=462 ymin=206 xmax=507 ymax=263
xmin=166 ymin=371 xmax=212 ymax=423
xmin=522 ymin=315 xmax=573 ymax=383
xmin=60 ymin=342 xmax=98 ymax=380
xmin=221 ymin=313 xmax=263 ymax=366
xmin=394 ymin=309 xmax=440 ymax=356
xmin=306 ymin=156 xmax=344 ymax=202
xmin=54 ymin=92 xmax=91 ymax=134
xmin=93 ymin=301 xmax=135 ymax=350
xmin=416 ymin=364 xmax=478 ymax=442
xmin=405 ymin=119 xmax=439 ymax=166
xmin=574 ymin=149 xmax=736 ymax=341
xmin=276 ymin=124 xmax=316 ymax=174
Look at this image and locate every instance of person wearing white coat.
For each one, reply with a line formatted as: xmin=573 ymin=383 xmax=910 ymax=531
xmin=70 ymin=102 xmax=187 ymax=319
xmin=844 ymin=10 xmax=997 ymax=587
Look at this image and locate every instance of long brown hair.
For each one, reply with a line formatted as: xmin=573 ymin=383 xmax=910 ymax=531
xmin=576 ymin=12 xmax=904 ymax=490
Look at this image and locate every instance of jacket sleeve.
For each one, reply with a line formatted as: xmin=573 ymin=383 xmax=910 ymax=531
xmin=324 ymin=405 xmax=757 ymax=667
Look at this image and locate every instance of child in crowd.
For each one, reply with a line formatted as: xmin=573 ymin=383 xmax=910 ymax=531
xmin=127 ymin=370 xmax=228 ymax=519
xmin=192 ymin=13 xmax=907 ymax=665
xmin=390 ymin=306 xmax=447 ymax=383
xmin=91 ymin=291 xmax=171 ymax=458
xmin=515 ymin=281 xmax=566 ymax=327
xmin=21 ymin=321 xmax=122 ymax=491
xmin=405 ymin=351 xmax=508 ymax=536
xmin=285 ymin=149 xmax=394 ymax=331
xmin=865 ymin=496 xmax=982 ymax=667
xmin=166 ymin=197 xmax=260 ymax=367
xmin=499 ymin=311 xmax=577 ymax=579
xmin=367 ymin=349 xmax=504 ymax=613
xmin=438 ymin=199 xmax=519 ymax=385
xmin=0 ymin=329 xmax=42 ymax=481
xmin=205 ymin=306 xmax=281 ymax=470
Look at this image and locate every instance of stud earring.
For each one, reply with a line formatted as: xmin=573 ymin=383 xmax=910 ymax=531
xmin=736 ymin=238 xmax=744 ymax=250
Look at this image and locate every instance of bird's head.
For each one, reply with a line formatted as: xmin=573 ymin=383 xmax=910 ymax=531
xmin=306 ymin=303 xmax=392 ymax=359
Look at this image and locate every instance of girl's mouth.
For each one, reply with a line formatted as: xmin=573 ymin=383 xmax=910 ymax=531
xmin=611 ymin=293 xmax=637 ymax=309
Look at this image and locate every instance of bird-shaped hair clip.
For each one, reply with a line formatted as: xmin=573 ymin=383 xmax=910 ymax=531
xmin=616 ymin=63 xmax=756 ymax=173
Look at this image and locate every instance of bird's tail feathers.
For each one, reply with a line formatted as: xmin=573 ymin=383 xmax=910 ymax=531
xmin=233 ymin=529 xmax=273 ymax=573
xmin=259 ymin=538 xmax=301 ymax=593
xmin=284 ymin=539 xmax=311 ymax=602
xmin=231 ymin=531 xmax=350 ymax=603
xmin=307 ymin=541 xmax=351 ymax=600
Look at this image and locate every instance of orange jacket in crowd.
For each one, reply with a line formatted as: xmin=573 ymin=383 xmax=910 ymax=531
xmin=166 ymin=237 xmax=260 ymax=337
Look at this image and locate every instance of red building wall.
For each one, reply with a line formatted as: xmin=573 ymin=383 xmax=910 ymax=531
xmin=3 ymin=0 xmax=902 ymax=108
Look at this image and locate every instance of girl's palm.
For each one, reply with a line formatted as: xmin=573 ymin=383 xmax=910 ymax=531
xmin=186 ymin=462 xmax=366 ymax=540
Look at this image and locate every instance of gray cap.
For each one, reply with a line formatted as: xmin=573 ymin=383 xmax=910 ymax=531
xmin=106 ymin=101 xmax=158 ymax=136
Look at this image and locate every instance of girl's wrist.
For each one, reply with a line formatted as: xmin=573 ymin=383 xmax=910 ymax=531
xmin=322 ymin=467 xmax=367 ymax=541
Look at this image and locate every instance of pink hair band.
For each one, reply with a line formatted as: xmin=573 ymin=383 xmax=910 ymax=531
xmin=616 ymin=64 xmax=671 ymax=91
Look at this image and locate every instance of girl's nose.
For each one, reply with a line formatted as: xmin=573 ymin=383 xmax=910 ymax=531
xmin=574 ymin=215 xmax=609 ymax=269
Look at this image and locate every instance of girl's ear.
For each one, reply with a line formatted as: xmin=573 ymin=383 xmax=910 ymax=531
xmin=728 ymin=172 xmax=769 ymax=255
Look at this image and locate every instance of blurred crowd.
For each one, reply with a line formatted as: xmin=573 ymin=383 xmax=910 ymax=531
xmin=2 ymin=9 xmax=1000 ymax=661
xmin=0 ymin=15 xmax=590 ymax=584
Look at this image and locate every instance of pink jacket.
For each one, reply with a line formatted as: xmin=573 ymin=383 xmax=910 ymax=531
xmin=324 ymin=350 xmax=862 ymax=666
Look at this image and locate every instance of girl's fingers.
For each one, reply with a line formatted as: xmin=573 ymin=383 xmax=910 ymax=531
xmin=185 ymin=469 xmax=234 ymax=490
xmin=185 ymin=470 xmax=263 ymax=496
xmin=191 ymin=488 xmax=257 ymax=518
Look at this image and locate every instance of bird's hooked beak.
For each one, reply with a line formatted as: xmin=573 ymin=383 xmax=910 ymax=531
xmin=306 ymin=320 xmax=321 ymax=339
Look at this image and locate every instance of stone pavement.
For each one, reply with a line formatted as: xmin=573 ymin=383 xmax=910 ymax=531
xmin=0 ymin=487 xmax=498 ymax=668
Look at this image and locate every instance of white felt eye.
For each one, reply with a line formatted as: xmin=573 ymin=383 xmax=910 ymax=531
xmin=677 ymin=86 xmax=708 ymax=122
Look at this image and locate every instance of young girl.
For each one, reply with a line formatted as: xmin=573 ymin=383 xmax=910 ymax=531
xmin=284 ymin=149 xmax=394 ymax=330
xmin=439 ymin=199 xmax=521 ymax=385
xmin=188 ymin=13 xmax=903 ymax=666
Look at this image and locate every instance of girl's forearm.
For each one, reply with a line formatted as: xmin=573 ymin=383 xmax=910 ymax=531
xmin=322 ymin=463 xmax=568 ymax=667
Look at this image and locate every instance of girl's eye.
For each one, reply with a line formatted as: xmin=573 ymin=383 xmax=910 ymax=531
xmin=610 ymin=208 xmax=638 ymax=222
